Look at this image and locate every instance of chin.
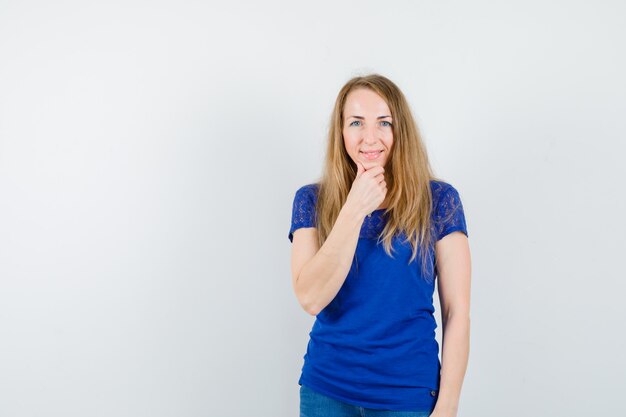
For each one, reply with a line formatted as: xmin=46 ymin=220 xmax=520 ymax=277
xmin=365 ymin=158 xmax=386 ymax=167
xmin=351 ymin=155 xmax=387 ymax=169
xmin=356 ymin=158 xmax=375 ymax=165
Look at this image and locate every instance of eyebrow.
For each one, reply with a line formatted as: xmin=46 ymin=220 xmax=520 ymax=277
xmin=347 ymin=115 xmax=392 ymax=120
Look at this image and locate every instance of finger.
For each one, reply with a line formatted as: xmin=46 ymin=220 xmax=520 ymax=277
xmin=356 ymin=162 xmax=365 ymax=177
xmin=373 ymin=173 xmax=386 ymax=183
xmin=365 ymin=165 xmax=385 ymax=177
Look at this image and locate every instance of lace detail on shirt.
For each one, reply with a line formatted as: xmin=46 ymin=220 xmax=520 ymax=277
xmin=288 ymin=181 xmax=468 ymax=242
xmin=431 ymin=181 xmax=468 ymax=241
xmin=288 ymin=184 xmax=319 ymax=242
xmin=360 ymin=210 xmax=388 ymax=239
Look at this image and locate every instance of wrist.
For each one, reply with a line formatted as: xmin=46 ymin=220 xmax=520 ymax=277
xmin=341 ymin=201 xmax=367 ymax=222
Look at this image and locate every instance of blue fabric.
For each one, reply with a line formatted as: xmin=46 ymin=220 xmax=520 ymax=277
xmin=288 ymin=180 xmax=468 ymax=411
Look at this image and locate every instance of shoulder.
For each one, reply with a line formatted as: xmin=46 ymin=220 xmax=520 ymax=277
xmin=429 ymin=179 xmax=465 ymax=217
xmin=291 ymin=183 xmax=321 ymax=213
xmin=294 ymin=183 xmax=320 ymax=202
xmin=295 ymin=182 xmax=320 ymax=194
xmin=429 ymin=179 xmax=459 ymax=202
xmin=429 ymin=179 xmax=468 ymax=239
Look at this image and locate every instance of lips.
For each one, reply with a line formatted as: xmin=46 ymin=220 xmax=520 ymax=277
xmin=360 ymin=150 xmax=383 ymax=160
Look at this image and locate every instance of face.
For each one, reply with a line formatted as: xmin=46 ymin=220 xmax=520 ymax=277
xmin=342 ymin=88 xmax=394 ymax=170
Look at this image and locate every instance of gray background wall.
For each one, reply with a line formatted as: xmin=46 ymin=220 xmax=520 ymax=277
xmin=1 ymin=1 xmax=624 ymax=416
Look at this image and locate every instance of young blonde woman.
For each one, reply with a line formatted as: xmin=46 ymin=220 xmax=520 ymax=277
xmin=288 ymin=74 xmax=471 ymax=417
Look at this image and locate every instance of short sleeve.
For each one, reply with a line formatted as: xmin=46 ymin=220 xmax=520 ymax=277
xmin=288 ymin=184 xmax=318 ymax=242
xmin=433 ymin=183 xmax=468 ymax=241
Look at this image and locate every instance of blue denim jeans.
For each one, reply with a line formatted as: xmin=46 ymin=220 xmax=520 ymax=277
xmin=300 ymin=384 xmax=433 ymax=417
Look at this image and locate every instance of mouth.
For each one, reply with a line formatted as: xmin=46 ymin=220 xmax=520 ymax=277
xmin=360 ymin=150 xmax=383 ymax=160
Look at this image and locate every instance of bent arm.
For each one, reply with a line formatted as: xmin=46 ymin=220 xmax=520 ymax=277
xmin=290 ymin=204 xmax=365 ymax=316
xmin=432 ymin=231 xmax=471 ymax=417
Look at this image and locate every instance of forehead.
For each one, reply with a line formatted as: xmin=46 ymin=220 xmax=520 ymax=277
xmin=344 ymin=88 xmax=390 ymax=114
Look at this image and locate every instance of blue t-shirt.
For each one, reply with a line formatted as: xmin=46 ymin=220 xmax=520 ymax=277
xmin=288 ymin=179 xmax=468 ymax=411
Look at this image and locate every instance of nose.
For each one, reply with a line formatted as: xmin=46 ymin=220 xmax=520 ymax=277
xmin=361 ymin=125 xmax=379 ymax=145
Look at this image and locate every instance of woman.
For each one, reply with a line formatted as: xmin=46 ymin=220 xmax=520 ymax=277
xmin=288 ymin=74 xmax=471 ymax=417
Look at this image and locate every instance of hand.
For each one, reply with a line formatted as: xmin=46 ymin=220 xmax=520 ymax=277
xmin=345 ymin=161 xmax=387 ymax=218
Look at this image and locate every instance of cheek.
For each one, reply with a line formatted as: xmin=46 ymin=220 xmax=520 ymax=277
xmin=343 ymin=133 xmax=357 ymax=151
xmin=386 ymin=135 xmax=394 ymax=149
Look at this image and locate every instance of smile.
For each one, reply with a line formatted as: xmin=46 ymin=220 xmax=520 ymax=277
xmin=360 ymin=150 xmax=383 ymax=160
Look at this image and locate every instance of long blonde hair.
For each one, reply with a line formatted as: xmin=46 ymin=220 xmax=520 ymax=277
xmin=314 ymin=74 xmax=445 ymax=280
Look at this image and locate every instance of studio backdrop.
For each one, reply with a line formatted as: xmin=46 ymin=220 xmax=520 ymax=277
xmin=0 ymin=1 xmax=624 ymax=416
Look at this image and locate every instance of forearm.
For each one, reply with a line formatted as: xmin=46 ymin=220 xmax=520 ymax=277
xmin=296 ymin=204 xmax=364 ymax=315
xmin=433 ymin=314 xmax=470 ymax=416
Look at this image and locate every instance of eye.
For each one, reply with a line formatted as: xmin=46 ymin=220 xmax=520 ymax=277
xmin=381 ymin=121 xmax=392 ymax=127
xmin=349 ymin=120 xmax=361 ymax=127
